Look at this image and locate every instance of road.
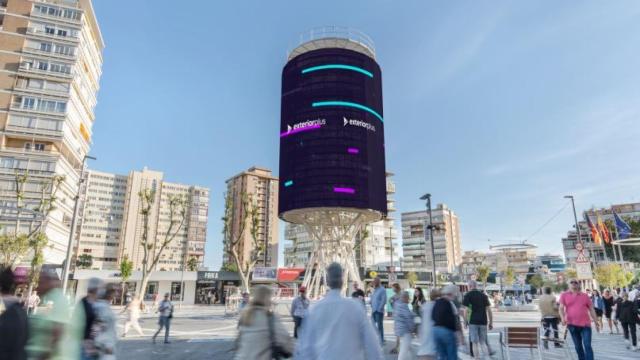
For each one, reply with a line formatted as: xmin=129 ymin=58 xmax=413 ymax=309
xmin=115 ymin=304 xmax=635 ymax=359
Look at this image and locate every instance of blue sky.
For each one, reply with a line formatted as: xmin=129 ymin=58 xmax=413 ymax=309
xmin=91 ymin=1 xmax=640 ymax=270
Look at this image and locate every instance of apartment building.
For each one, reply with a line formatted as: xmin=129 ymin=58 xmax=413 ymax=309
xmin=74 ymin=168 xmax=209 ymax=271
xmin=223 ymin=167 xmax=278 ymax=268
xmin=0 ymin=0 xmax=103 ymax=264
xmin=284 ymin=173 xmax=399 ymax=269
xmin=401 ymin=204 xmax=462 ymax=273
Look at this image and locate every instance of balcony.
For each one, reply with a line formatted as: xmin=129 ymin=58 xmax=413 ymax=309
xmin=10 ymin=101 xmax=66 ymax=117
xmin=4 ymin=124 xmax=63 ymax=140
xmin=26 ymin=27 xmax=80 ymax=43
xmin=22 ymin=45 xmax=77 ymax=61
xmin=18 ymin=63 xmax=74 ymax=80
xmin=31 ymin=2 xmax=83 ymax=25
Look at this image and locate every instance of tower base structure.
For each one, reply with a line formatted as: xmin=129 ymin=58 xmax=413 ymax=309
xmin=283 ymin=207 xmax=381 ymax=299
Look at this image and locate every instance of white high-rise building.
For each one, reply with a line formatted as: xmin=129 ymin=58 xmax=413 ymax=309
xmin=0 ymin=0 xmax=104 ymax=264
xmin=401 ymin=204 xmax=462 ymax=273
xmin=74 ymin=168 xmax=209 ymax=271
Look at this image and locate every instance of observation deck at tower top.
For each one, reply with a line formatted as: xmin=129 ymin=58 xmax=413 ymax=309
xmin=287 ymin=26 xmax=376 ymax=61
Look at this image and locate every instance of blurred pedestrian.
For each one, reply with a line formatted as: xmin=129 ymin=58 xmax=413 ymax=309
xmin=394 ymin=291 xmax=416 ymax=360
xmin=296 ymin=263 xmax=383 ymax=359
xmin=26 ymin=270 xmax=76 ymax=360
xmin=239 ymin=292 xmax=249 ymax=311
xmin=149 ymin=292 xmax=159 ymax=312
xmin=412 ymin=287 xmax=426 ymax=317
xmin=27 ymin=290 xmax=40 ymax=315
xmin=618 ymin=291 xmax=639 ymax=351
xmin=290 ymin=285 xmax=309 ymax=338
xmin=417 ymin=289 xmax=440 ymax=360
xmin=152 ymin=293 xmax=173 ymax=344
xmin=591 ymin=290 xmax=604 ymax=330
xmin=94 ymin=284 xmax=118 ymax=360
xmin=602 ymin=289 xmax=618 ymax=334
xmin=370 ymin=277 xmax=387 ymax=345
xmin=559 ymin=279 xmax=599 ymax=360
xmin=207 ymin=290 xmax=213 ymax=305
xmin=235 ymin=286 xmax=293 ymax=360
xmin=462 ymin=280 xmax=494 ymax=358
xmin=389 ymin=283 xmax=402 ymax=354
xmin=352 ymin=282 xmax=366 ymax=306
xmin=73 ymin=277 xmax=103 ymax=360
xmin=539 ymin=286 xmax=561 ymax=349
xmin=432 ymin=285 xmax=460 ymax=360
xmin=0 ymin=267 xmax=28 ymax=360
xmin=122 ymin=296 xmax=144 ymax=337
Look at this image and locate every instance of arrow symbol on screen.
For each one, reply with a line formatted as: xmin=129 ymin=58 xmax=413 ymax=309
xmin=287 ymin=125 xmax=292 ymax=132
xmin=343 ymin=117 xmax=348 ymax=126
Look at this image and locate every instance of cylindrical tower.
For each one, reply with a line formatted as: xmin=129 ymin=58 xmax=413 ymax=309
xmin=279 ymin=27 xmax=387 ymax=297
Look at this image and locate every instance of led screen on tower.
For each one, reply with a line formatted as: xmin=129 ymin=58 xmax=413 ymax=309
xmin=278 ymin=47 xmax=387 ymax=218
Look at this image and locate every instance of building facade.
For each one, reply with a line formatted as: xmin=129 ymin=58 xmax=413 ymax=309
xmin=459 ymin=250 xmax=487 ymax=279
xmin=401 ymin=204 xmax=462 ymax=273
xmin=284 ymin=174 xmax=399 ymax=269
xmin=562 ymin=202 xmax=640 ymax=268
xmin=74 ymin=168 xmax=209 ymax=271
xmin=0 ymin=0 xmax=103 ymax=264
xmin=223 ymin=167 xmax=278 ymax=268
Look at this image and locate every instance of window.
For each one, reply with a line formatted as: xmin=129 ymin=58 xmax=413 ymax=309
xmin=45 ymin=26 xmax=55 ymax=35
xmin=37 ymin=61 xmax=48 ymax=71
xmin=40 ymin=42 xmax=52 ymax=52
xmin=24 ymin=143 xmax=31 ymax=151
xmin=34 ymin=143 xmax=45 ymax=151
xmin=57 ymin=29 xmax=67 ymax=37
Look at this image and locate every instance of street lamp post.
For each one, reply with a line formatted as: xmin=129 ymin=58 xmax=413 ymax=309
xmin=565 ymin=195 xmax=588 ymax=288
xmin=62 ymin=155 xmax=96 ymax=294
xmin=420 ymin=193 xmax=437 ymax=288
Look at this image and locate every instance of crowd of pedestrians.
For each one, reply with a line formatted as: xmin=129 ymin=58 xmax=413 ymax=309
xmin=0 ymin=267 xmax=181 ymax=360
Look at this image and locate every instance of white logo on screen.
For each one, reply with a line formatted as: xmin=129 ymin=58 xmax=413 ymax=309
xmin=343 ymin=117 xmax=376 ymax=132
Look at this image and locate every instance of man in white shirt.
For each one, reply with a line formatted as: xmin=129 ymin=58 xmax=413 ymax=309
xmin=296 ymin=263 xmax=383 ymax=360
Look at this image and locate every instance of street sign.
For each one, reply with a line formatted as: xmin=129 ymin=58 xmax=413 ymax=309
xmin=576 ymin=262 xmax=593 ymax=280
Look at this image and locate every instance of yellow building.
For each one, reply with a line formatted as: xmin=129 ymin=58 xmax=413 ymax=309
xmin=0 ymin=0 xmax=103 ymax=264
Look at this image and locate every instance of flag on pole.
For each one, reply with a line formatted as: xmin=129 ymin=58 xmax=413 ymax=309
xmin=586 ymin=215 xmax=602 ymax=245
xmin=597 ymin=214 xmax=611 ymax=244
xmin=613 ymin=211 xmax=632 ymax=239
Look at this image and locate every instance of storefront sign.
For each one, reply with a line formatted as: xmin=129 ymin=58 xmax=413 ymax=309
xmin=277 ymin=268 xmax=304 ymax=282
xmin=197 ymin=271 xmax=241 ymax=282
xmin=252 ymin=267 xmax=277 ymax=281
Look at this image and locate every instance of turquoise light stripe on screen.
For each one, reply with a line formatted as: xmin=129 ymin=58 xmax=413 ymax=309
xmin=284 ymin=180 xmax=293 ymax=187
xmin=312 ymin=101 xmax=384 ymax=122
xmin=301 ymin=64 xmax=373 ymax=78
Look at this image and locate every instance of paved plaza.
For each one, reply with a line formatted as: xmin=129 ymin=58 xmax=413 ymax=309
xmin=113 ymin=304 xmax=636 ymax=359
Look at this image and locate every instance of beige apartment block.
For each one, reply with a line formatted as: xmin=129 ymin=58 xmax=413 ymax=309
xmin=74 ymin=168 xmax=209 ymax=272
xmin=223 ymin=166 xmax=278 ymax=268
xmin=0 ymin=0 xmax=104 ymax=264
xmin=401 ymin=204 xmax=462 ymax=274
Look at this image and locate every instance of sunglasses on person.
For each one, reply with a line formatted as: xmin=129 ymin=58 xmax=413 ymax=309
xmin=570 ymin=281 xmax=579 ymax=285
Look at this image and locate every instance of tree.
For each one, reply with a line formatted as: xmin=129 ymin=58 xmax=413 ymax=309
xmin=187 ymin=257 xmax=198 ymax=271
xmin=119 ymin=255 xmax=133 ymax=305
xmin=136 ymin=189 xmax=187 ymax=298
xmin=76 ymin=254 xmax=93 ymax=269
xmin=564 ymin=268 xmax=578 ymax=280
xmin=406 ymin=271 xmax=418 ymax=287
xmin=503 ymin=267 xmax=515 ymax=287
xmin=528 ymin=274 xmax=544 ymax=294
xmin=222 ymin=191 xmax=263 ymax=293
xmin=221 ymin=262 xmax=238 ymax=272
xmin=476 ymin=265 xmax=491 ymax=289
xmin=0 ymin=233 xmax=29 ymax=269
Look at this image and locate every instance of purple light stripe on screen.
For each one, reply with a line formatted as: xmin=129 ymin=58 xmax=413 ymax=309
xmin=333 ymin=187 xmax=356 ymax=194
xmin=347 ymin=147 xmax=359 ymax=154
xmin=280 ymin=124 xmax=322 ymax=138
